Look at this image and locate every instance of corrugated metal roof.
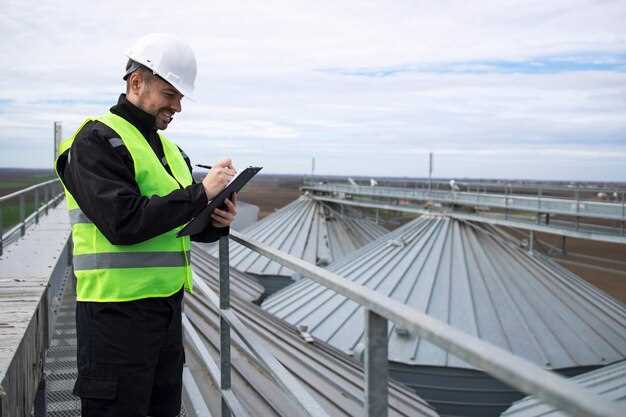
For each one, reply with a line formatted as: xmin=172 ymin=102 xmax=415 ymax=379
xmin=263 ymin=215 xmax=626 ymax=370
xmin=183 ymin=269 xmax=439 ymax=417
xmin=191 ymin=247 xmax=264 ymax=303
xmin=213 ymin=195 xmax=388 ymax=276
xmin=501 ymin=361 xmax=626 ymax=417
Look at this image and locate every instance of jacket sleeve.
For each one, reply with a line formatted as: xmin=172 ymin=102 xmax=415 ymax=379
xmin=179 ymin=146 xmax=230 ymax=243
xmin=60 ymin=124 xmax=225 ymax=245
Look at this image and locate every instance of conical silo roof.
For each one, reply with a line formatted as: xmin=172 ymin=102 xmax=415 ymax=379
xmin=184 ymin=270 xmax=439 ymax=417
xmin=191 ymin=247 xmax=264 ymax=303
xmin=213 ymin=195 xmax=388 ymax=276
xmin=263 ymin=215 xmax=626 ymax=370
xmin=500 ymin=361 xmax=626 ymax=417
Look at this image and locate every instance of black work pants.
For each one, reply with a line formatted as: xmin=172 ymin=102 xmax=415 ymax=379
xmin=73 ymin=288 xmax=185 ymax=417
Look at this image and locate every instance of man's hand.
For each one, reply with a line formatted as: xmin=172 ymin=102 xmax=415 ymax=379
xmin=202 ymin=159 xmax=236 ymax=200
xmin=212 ymin=193 xmax=238 ymax=228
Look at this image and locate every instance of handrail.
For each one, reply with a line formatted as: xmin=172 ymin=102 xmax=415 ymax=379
xmin=228 ymin=230 xmax=626 ymax=417
xmin=190 ymin=269 xmax=331 ymax=417
xmin=192 ymin=237 xmax=331 ymax=417
xmin=0 ymin=178 xmax=59 ymax=203
xmin=0 ymin=178 xmax=64 ymax=255
xmin=302 ymin=183 xmax=626 ymax=221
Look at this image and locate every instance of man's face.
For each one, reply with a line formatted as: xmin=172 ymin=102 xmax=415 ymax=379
xmin=133 ymin=74 xmax=184 ymax=130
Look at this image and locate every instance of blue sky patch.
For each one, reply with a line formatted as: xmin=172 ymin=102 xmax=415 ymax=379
xmin=321 ymin=53 xmax=626 ymax=77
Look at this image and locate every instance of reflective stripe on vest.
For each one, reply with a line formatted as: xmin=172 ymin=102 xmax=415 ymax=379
xmin=73 ymin=251 xmax=191 ymax=270
xmin=69 ymin=208 xmax=92 ymax=225
xmin=55 ymin=112 xmax=194 ymax=302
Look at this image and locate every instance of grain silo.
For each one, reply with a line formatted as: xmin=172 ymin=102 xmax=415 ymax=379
xmin=184 ymin=250 xmax=440 ymax=417
xmin=211 ymin=194 xmax=388 ymax=295
xmin=500 ymin=360 xmax=626 ymax=417
xmin=263 ymin=215 xmax=626 ymax=417
xmin=191 ymin=246 xmax=264 ymax=303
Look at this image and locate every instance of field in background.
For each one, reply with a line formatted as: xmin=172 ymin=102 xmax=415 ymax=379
xmin=0 ymin=168 xmax=55 ymax=197
xmin=3 ymin=169 xmax=625 ymax=304
xmin=236 ymin=174 xmax=304 ymax=218
xmin=0 ymin=168 xmax=56 ymax=231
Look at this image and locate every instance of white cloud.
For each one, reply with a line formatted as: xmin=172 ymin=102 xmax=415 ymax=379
xmin=1 ymin=0 xmax=626 ymax=180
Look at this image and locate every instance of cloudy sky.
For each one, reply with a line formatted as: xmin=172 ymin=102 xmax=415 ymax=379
xmin=1 ymin=0 xmax=625 ymax=180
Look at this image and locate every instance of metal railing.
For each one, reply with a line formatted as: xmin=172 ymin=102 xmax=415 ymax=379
xmin=302 ymin=183 xmax=626 ymax=222
xmin=0 ymin=179 xmax=64 ymax=255
xmin=203 ymin=230 xmax=625 ymax=417
xmin=183 ymin=237 xmax=331 ymax=417
xmin=310 ymin=194 xmax=626 ymax=245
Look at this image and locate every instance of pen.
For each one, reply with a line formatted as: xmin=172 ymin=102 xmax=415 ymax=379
xmin=195 ymin=164 xmax=212 ymax=169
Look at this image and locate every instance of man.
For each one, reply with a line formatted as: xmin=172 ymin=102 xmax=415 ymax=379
xmin=55 ymin=33 xmax=236 ymax=416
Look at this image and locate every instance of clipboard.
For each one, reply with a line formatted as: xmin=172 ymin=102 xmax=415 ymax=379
xmin=177 ymin=166 xmax=263 ymax=237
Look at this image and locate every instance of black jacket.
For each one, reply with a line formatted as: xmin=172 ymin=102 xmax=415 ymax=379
xmin=57 ymin=94 xmax=227 ymax=244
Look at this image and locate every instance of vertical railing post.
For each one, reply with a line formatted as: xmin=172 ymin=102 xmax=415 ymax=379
xmin=19 ymin=194 xmax=26 ymax=236
xmin=33 ymin=371 xmax=47 ymax=417
xmin=44 ymin=185 xmax=49 ymax=215
xmin=35 ymin=188 xmax=40 ymax=224
xmin=219 ymin=236 xmax=232 ymax=417
xmin=67 ymin=235 xmax=73 ymax=267
xmin=575 ymin=187 xmax=580 ymax=231
xmin=537 ymin=187 xmax=542 ymax=225
xmin=505 ymin=186 xmax=509 ymax=220
xmin=364 ymin=309 xmax=388 ymax=417
xmin=0 ymin=205 xmax=3 ymax=257
xmin=622 ymin=191 xmax=626 ymax=235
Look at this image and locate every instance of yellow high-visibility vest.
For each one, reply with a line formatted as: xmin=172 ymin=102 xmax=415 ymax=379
xmin=55 ymin=112 xmax=193 ymax=302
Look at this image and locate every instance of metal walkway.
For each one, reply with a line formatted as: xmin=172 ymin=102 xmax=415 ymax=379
xmin=302 ymin=183 xmax=626 ymax=221
xmin=307 ymin=194 xmax=626 ymax=244
xmin=45 ymin=274 xmax=80 ymax=417
xmin=44 ymin=273 xmax=191 ymax=417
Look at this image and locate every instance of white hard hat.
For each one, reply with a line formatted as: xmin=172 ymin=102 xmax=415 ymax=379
xmin=125 ymin=33 xmax=197 ymax=98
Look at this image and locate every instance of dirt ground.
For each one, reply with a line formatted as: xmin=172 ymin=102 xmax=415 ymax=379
xmin=236 ymin=174 xmax=304 ymax=218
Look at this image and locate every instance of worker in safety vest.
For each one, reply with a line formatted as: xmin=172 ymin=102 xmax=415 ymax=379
xmin=55 ymin=33 xmax=237 ymax=417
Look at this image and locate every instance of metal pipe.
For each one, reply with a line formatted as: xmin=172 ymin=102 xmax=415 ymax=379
xmin=219 ymin=236 xmax=232 ymax=417
xmin=230 ymin=231 xmax=626 ymax=417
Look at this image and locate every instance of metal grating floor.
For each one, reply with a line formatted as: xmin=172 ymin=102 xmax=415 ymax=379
xmin=45 ymin=275 xmax=81 ymax=417
xmin=45 ymin=273 xmax=188 ymax=417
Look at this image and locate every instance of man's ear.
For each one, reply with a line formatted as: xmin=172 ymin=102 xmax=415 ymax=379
xmin=128 ymin=71 xmax=145 ymax=95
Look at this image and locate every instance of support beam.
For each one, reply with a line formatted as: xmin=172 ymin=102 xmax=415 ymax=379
xmin=364 ymin=309 xmax=388 ymax=417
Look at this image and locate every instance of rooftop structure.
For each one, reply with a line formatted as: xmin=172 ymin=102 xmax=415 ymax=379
xmin=302 ymin=183 xmax=626 ymax=244
xmin=3 ymin=179 xmax=624 ymax=417
xmin=263 ymin=215 xmax=626 ymax=416
xmin=184 ymin=248 xmax=439 ymax=417
xmin=501 ymin=361 xmax=626 ymax=417
xmin=210 ymin=194 xmax=387 ymax=294
xmin=191 ymin=247 xmax=264 ymax=303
